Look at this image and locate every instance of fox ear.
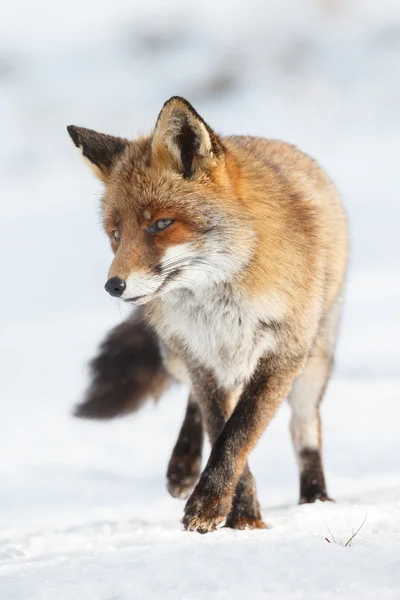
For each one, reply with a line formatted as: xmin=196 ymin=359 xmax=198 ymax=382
xmin=67 ymin=125 xmax=129 ymax=182
xmin=152 ymin=97 xmax=224 ymax=178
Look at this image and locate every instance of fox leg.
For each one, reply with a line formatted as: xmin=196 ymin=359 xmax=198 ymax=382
xmin=288 ymin=304 xmax=340 ymax=503
xmin=192 ymin=383 xmax=265 ymax=530
xmin=166 ymin=396 xmax=204 ymax=500
xmin=287 ymin=354 xmax=332 ymax=503
xmin=225 ymin=464 xmax=266 ymax=530
xmin=183 ymin=359 xmax=303 ymax=532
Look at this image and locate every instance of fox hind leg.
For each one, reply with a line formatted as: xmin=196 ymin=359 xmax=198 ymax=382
xmin=166 ymin=396 xmax=204 ymax=500
xmin=288 ymin=303 xmax=341 ymax=504
xmin=288 ymin=351 xmax=332 ymax=503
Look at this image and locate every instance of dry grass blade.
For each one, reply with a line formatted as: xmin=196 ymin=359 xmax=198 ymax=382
xmin=344 ymin=514 xmax=368 ymax=547
xmin=327 ymin=523 xmax=337 ymax=544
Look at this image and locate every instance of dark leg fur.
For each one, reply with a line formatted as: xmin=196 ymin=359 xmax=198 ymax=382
xmin=182 ymin=370 xmax=263 ymax=531
xmin=74 ymin=310 xmax=170 ymax=419
xmin=225 ymin=465 xmax=267 ymax=530
xmin=299 ymin=449 xmax=332 ymax=504
xmin=167 ymin=399 xmax=204 ymax=500
xmin=183 ymin=361 xmax=302 ymax=532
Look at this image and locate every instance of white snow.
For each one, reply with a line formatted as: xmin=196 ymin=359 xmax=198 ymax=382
xmin=1 ymin=1 xmax=400 ymax=598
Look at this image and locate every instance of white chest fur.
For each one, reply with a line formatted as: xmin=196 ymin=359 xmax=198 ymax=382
xmin=160 ymin=284 xmax=282 ymax=389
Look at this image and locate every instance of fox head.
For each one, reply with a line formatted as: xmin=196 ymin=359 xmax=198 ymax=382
xmin=68 ymin=97 xmax=254 ymax=305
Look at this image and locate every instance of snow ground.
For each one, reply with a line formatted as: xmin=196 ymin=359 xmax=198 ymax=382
xmin=0 ymin=1 xmax=399 ymax=598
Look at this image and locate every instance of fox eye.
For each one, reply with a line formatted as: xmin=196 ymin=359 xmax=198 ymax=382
xmin=112 ymin=230 xmax=120 ymax=242
xmin=148 ymin=219 xmax=173 ymax=233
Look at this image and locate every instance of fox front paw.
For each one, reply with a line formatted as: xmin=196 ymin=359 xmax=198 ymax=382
xmin=299 ymin=493 xmax=334 ymax=505
xmin=167 ymin=472 xmax=199 ymax=500
xmin=182 ymin=487 xmax=231 ymax=533
xmin=167 ymin=454 xmax=201 ymax=500
xmin=225 ymin=515 xmax=269 ymax=530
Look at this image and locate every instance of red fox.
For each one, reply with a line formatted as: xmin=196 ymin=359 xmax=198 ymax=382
xmin=68 ymin=96 xmax=348 ymax=532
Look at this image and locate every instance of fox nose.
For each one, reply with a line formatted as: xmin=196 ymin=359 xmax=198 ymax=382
xmin=105 ymin=277 xmax=126 ymax=297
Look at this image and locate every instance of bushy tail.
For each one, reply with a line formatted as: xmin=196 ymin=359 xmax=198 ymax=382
xmin=74 ymin=311 xmax=171 ymax=419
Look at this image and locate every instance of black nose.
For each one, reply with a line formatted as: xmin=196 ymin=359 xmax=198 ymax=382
xmin=105 ymin=277 xmax=126 ymax=297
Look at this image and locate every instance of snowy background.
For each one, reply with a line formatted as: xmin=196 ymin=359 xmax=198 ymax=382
xmin=1 ymin=0 xmax=400 ymax=598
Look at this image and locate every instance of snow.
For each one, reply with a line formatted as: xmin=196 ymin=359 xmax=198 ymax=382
xmin=1 ymin=0 xmax=400 ymax=598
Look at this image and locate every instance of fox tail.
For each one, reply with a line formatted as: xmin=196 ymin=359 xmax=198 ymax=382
xmin=74 ymin=312 xmax=171 ymax=419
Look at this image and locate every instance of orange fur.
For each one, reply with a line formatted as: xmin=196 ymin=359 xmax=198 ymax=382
xmin=68 ymin=96 xmax=349 ymax=531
